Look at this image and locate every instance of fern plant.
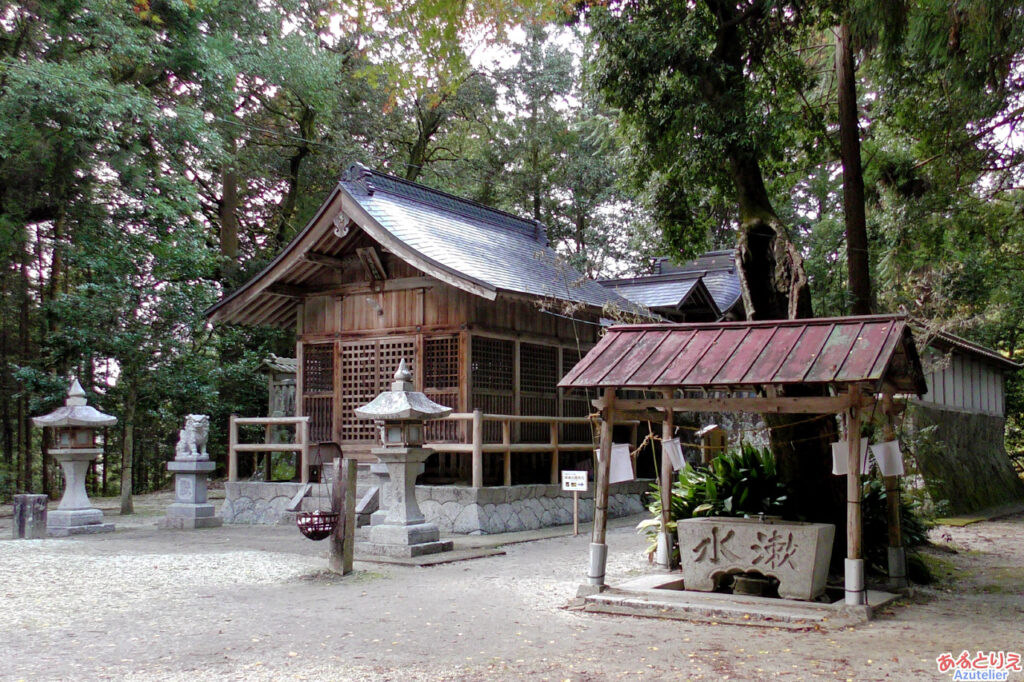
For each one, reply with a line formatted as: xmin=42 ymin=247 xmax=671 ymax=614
xmin=638 ymin=443 xmax=788 ymax=561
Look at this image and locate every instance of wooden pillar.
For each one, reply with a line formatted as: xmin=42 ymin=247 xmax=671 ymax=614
xmin=549 ymin=422 xmax=559 ymax=485
xmin=228 ymin=415 xmax=238 ymax=482
xmin=845 ymin=386 xmax=865 ymax=605
xmin=471 ymin=408 xmax=483 ymax=488
xmin=658 ymin=388 xmax=674 ymax=568
xmin=263 ymin=423 xmax=274 ymax=481
xmin=502 ymin=420 xmax=512 ymax=486
xmin=329 ymin=457 xmax=357 ymax=575
xmin=882 ymin=393 xmax=906 ymax=588
xmin=299 ymin=417 xmax=310 ymax=485
xmin=588 ymin=388 xmax=616 ymax=587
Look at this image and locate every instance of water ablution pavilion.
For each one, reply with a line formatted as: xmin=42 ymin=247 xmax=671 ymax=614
xmin=561 ymin=315 xmax=929 ymax=620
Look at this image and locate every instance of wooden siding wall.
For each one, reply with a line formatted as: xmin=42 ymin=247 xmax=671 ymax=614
xmin=296 ymin=250 xmax=601 ymax=447
xmin=918 ymin=348 xmax=1006 ymax=416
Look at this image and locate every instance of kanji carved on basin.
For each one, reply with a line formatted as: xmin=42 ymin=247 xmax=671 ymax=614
xmin=677 ymin=517 xmax=835 ymax=601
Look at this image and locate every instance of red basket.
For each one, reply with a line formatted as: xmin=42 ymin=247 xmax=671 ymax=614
xmin=296 ymin=510 xmax=339 ymax=541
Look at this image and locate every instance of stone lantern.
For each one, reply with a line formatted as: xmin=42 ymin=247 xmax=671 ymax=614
xmin=32 ymin=378 xmax=117 ymax=536
xmin=354 ymin=359 xmax=453 ymax=557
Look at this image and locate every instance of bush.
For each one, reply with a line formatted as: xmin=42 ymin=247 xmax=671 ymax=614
xmin=638 ymin=443 xmax=788 ymax=561
xmin=639 ymin=443 xmax=932 ymax=583
xmin=861 ymin=477 xmax=932 ymax=581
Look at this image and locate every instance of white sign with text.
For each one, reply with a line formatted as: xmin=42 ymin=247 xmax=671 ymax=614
xmin=561 ymin=470 xmax=588 ymax=492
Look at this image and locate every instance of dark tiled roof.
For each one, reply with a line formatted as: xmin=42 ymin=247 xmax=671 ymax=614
xmin=600 ymin=273 xmax=702 ymax=309
xmin=649 ymin=250 xmax=742 ymax=315
xmin=341 ymin=165 xmax=641 ymax=312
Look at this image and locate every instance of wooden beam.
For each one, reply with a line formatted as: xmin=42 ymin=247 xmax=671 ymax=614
xmin=303 ymin=251 xmax=354 ymax=269
xmin=471 ymin=408 xmax=483 ymax=488
xmin=845 ymin=384 xmax=865 ymax=605
xmin=291 ymin=277 xmax=437 ymax=298
xmin=267 ymin=283 xmax=310 ymax=298
xmin=594 ymin=395 xmax=866 ymax=415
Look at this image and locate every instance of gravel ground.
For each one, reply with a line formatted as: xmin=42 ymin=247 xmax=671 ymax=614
xmin=1 ymin=496 xmax=1023 ymax=681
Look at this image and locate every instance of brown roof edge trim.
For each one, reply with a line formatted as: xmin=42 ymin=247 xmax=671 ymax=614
xmin=206 ymin=183 xmax=347 ymax=322
xmin=605 ymin=314 xmax=908 ymax=333
xmin=927 ymin=330 xmax=1022 ymax=371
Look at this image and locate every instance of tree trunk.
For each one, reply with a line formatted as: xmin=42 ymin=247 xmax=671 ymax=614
xmin=19 ymin=243 xmax=31 ymax=492
xmin=836 ymin=21 xmax=872 ymax=315
xmin=1 ymin=263 xmax=12 ymax=480
xmin=406 ymin=102 xmax=444 ymax=183
xmin=120 ymin=381 xmax=136 ymax=515
xmin=703 ymin=0 xmax=844 ymax=533
xmin=219 ymin=135 xmax=239 ymax=281
xmin=275 ymin=106 xmax=315 ymax=248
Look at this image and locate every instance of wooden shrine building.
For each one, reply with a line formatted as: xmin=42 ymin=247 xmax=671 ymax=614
xmin=208 ymin=164 xmax=648 ymax=487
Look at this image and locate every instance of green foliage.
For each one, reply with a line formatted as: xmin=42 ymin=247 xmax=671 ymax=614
xmin=861 ymin=478 xmax=932 ymax=581
xmin=638 ymin=444 xmax=788 ymax=559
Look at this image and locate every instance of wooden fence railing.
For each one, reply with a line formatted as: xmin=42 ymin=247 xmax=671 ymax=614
xmin=228 ymin=415 xmax=310 ymax=484
xmin=426 ymin=409 xmax=604 ymax=488
xmin=227 ymin=411 xmax=636 ymax=489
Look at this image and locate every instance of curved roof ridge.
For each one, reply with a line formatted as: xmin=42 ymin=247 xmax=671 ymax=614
xmin=343 ymin=164 xmax=545 ymax=243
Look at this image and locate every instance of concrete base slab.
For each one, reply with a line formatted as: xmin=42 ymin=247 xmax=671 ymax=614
xmin=576 ymin=574 xmax=901 ymax=629
xmin=159 ymin=516 xmax=223 ymax=530
xmin=48 ymin=522 xmax=115 ymax=537
xmin=354 ymin=546 xmax=504 ymax=566
xmin=355 ymin=539 xmax=454 ymax=558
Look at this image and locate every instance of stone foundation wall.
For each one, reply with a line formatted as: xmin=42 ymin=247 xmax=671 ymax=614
xmin=904 ymin=404 xmax=1024 ymax=515
xmin=222 ymin=479 xmax=650 ymax=533
xmin=417 ymin=480 xmax=649 ymax=535
xmin=222 ymin=482 xmax=305 ymax=525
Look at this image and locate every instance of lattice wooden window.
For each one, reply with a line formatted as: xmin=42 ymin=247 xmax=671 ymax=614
xmin=424 ymin=336 xmax=460 ymax=442
xmin=520 ymin=342 xmax=558 ymax=442
xmin=302 ymin=343 xmax=335 ymax=442
xmin=561 ymin=347 xmax=593 ymax=443
xmin=339 ymin=338 xmax=416 ymax=442
xmin=470 ymin=336 xmax=514 ymax=441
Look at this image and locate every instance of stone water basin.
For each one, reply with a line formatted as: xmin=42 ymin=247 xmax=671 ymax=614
xmin=677 ymin=516 xmax=835 ymax=601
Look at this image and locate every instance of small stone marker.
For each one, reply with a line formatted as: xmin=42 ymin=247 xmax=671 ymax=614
xmin=12 ymin=494 xmax=48 ymax=539
xmin=160 ymin=415 xmax=223 ymax=530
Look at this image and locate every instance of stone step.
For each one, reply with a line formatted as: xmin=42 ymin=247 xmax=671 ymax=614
xmin=578 ymin=575 xmax=889 ymax=629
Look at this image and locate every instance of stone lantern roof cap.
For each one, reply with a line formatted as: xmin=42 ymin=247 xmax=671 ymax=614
xmin=32 ymin=378 xmax=117 ymax=428
xmin=354 ymin=359 xmax=453 ymax=421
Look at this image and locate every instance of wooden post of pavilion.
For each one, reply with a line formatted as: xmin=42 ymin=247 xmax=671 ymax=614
xmin=658 ymin=388 xmax=674 ymax=568
xmin=845 ymin=385 xmax=866 ymax=606
xmin=881 ymin=393 xmax=907 ymax=588
xmin=588 ymin=387 xmax=616 ymax=588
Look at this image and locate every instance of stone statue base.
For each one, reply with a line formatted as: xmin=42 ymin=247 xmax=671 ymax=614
xmin=160 ymin=459 xmax=222 ymax=530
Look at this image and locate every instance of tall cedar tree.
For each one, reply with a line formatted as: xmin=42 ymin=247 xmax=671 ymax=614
xmin=590 ymin=0 xmax=844 ymax=529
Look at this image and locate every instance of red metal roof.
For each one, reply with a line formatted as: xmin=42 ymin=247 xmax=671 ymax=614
xmin=559 ymin=315 xmax=927 ymax=394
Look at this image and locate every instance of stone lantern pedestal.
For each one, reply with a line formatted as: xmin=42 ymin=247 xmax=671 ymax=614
xmin=353 ymin=359 xmax=453 ymax=559
xmin=357 ymin=446 xmax=453 ymax=557
xmin=48 ymin=449 xmax=115 ymax=536
xmin=32 ymin=379 xmax=117 ymax=537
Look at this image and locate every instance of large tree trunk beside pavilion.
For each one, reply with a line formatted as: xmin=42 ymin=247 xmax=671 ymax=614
xmin=728 ymin=147 xmax=844 ymax=534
